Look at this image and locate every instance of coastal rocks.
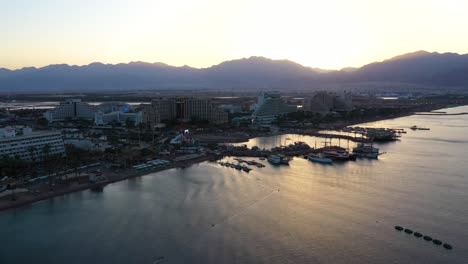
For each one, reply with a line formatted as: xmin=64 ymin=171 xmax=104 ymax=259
xmin=443 ymin=243 xmax=453 ymax=250
xmin=395 ymin=226 xmax=453 ymax=250
xmin=423 ymin=235 xmax=433 ymax=241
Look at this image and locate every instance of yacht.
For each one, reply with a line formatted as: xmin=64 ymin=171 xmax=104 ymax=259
xmin=321 ymin=146 xmax=350 ymax=161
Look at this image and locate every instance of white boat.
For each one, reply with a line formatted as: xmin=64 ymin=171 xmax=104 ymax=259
xmin=308 ymin=153 xmax=333 ymax=164
xmin=352 ymin=142 xmax=379 ymax=159
xmin=353 ymin=142 xmax=379 ymax=153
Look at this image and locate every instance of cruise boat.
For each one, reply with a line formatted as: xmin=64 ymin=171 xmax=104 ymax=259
xmin=321 ymin=146 xmax=350 ymax=161
xmin=308 ymin=153 xmax=333 ymax=164
xmin=352 ymin=142 xmax=379 ymax=159
xmin=353 ymin=142 xmax=379 ymax=153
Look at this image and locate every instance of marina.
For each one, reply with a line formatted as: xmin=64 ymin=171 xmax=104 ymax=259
xmin=1 ymin=105 xmax=468 ymax=264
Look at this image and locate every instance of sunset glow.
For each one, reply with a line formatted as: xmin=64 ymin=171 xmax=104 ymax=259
xmin=1 ymin=0 xmax=468 ymax=69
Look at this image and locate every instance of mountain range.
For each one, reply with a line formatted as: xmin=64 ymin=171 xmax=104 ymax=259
xmin=0 ymin=51 xmax=467 ymax=92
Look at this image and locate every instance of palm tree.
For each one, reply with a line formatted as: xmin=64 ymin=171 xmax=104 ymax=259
xmin=27 ymin=146 xmax=37 ymax=163
xmin=27 ymin=146 xmax=38 ymax=178
xmin=41 ymin=144 xmax=54 ymax=190
xmin=0 ymin=155 xmax=9 ymax=178
xmin=7 ymin=155 xmax=24 ymax=201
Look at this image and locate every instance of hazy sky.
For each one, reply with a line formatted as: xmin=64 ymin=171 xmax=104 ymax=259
xmin=1 ymin=0 xmax=468 ymax=70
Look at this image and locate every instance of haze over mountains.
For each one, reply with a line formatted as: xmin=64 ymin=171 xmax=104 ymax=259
xmin=0 ymin=51 xmax=467 ymax=92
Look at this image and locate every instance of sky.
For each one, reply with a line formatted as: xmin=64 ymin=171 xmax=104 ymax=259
xmin=1 ymin=0 xmax=468 ymax=70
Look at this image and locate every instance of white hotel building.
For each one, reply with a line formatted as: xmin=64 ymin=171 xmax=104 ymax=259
xmin=0 ymin=127 xmax=66 ymax=161
xmin=44 ymin=99 xmax=143 ymax=126
xmin=43 ymin=99 xmax=97 ymax=122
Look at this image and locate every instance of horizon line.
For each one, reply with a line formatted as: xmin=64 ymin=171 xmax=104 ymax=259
xmin=0 ymin=50 xmax=464 ymax=72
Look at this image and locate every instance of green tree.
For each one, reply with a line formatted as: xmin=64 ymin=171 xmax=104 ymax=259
xmin=125 ymin=118 xmax=135 ymax=129
xmin=36 ymin=117 xmax=49 ymax=127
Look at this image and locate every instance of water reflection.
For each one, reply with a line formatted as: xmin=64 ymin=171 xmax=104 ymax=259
xmin=0 ymin=106 xmax=467 ymax=263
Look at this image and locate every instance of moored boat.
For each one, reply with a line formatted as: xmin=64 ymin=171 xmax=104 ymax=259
xmin=308 ymin=153 xmax=333 ymax=164
xmin=277 ymin=154 xmax=291 ymax=165
xmin=352 ymin=142 xmax=379 ymax=159
xmin=321 ymin=146 xmax=350 ymax=161
xmin=267 ymin=155 xmax=281 ymax=165
xmin=242 ymin=166 xmax=251 ymax=172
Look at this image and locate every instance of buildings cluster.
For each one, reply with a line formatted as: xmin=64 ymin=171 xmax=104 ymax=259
xmin=302 ymin=91 xmax=353 ymax=114
xmin=251 ymin=91 xmax=353 ymax=125
xmin=142 ymin=97 xmax=229 ymax=128
xmin=252 ymin=92 xmax=296 ymax=126
xmin=0 ymin=126 xmax=65 ymax=161
xmin=43 ymin=98 xmax=229 ymax=128
xmin=43 ymin=99 xmax=143 ymax=126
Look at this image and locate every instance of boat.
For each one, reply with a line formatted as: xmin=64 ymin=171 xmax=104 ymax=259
xmin=321 ymin=146 xmax=350 ymax=161
xmin=354 ymin=152 xmax=379 ymax=159
xmin=308 ymin=153 xmax=332 ymax=164
xmin=410 ymin=125 xmax=430 ymax=130
xmin=277 ymin=154 xmax=291 ymax=165
xmin=352 ymin=142 xmax=379 ymax=159
xmin=267 ymin=155 xmax=282 ymax=165
xmin=242 ymin=166 xmax=251 ymax=172
xmin=366 ymin=128 xmax=399 ymax=141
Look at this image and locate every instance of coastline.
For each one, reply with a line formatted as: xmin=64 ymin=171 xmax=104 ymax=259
xmin=224 ymin=105 xmax=451 ymax=144
xmin=0 ymin=104 xmax=458 ymax=213
xmin=0 ymin=155 xmax=213 ymax=212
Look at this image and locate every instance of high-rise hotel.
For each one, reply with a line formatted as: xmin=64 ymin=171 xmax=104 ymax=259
xmin=143 ymin=97 xmax=228 ymax=127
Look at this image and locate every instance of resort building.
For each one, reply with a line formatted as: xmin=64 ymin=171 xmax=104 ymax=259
xmin=44 ymin=99 xmax=143 ymax=126
xmin=43 ymin=99 xmax=97 ymax=122
xmin=142 ymin=98 xmax=177 ymax=127
xmin=303 ymin=91 xmax=353 ymax=114
xmin=94 ymin=111 xmax=143 ymax=126
xmin=0 ymin=127 xmax=65 ymax=161
xmin=143 ymin=97 xmax=228 ymax=126
xmin=252 ymin=93 xmax=296 ymax=126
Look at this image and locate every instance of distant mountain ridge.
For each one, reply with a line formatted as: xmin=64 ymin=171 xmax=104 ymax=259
xmin=1 ymin=51 xmax=467 ymax=92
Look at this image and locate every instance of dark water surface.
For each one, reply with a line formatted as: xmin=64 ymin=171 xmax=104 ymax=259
xmin=1 ymin=106 xmax=468 ymax=263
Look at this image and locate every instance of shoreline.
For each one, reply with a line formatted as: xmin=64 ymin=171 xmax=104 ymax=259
xmin=227 ymin=105 xmax=451 ymax=144
xmin=0 ymin=155 xmax=212 ymax=212
xmin=0 ymin=104 xmax=459 ymax=213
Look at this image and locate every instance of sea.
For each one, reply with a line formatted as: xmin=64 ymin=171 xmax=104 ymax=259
xmin=1 ymin=106 xmax=468 ymax=264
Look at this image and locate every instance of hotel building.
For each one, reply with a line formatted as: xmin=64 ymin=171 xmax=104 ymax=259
xmin=0 ymin=127 xmax=66 ymax=161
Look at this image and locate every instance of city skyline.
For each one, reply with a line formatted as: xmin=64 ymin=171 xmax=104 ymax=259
xmin=2 ymin=0 xmax=468 ymax=70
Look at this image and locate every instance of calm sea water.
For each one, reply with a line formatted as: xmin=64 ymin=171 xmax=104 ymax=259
xmin=1 ymin=106 xmax=468 ymax=264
